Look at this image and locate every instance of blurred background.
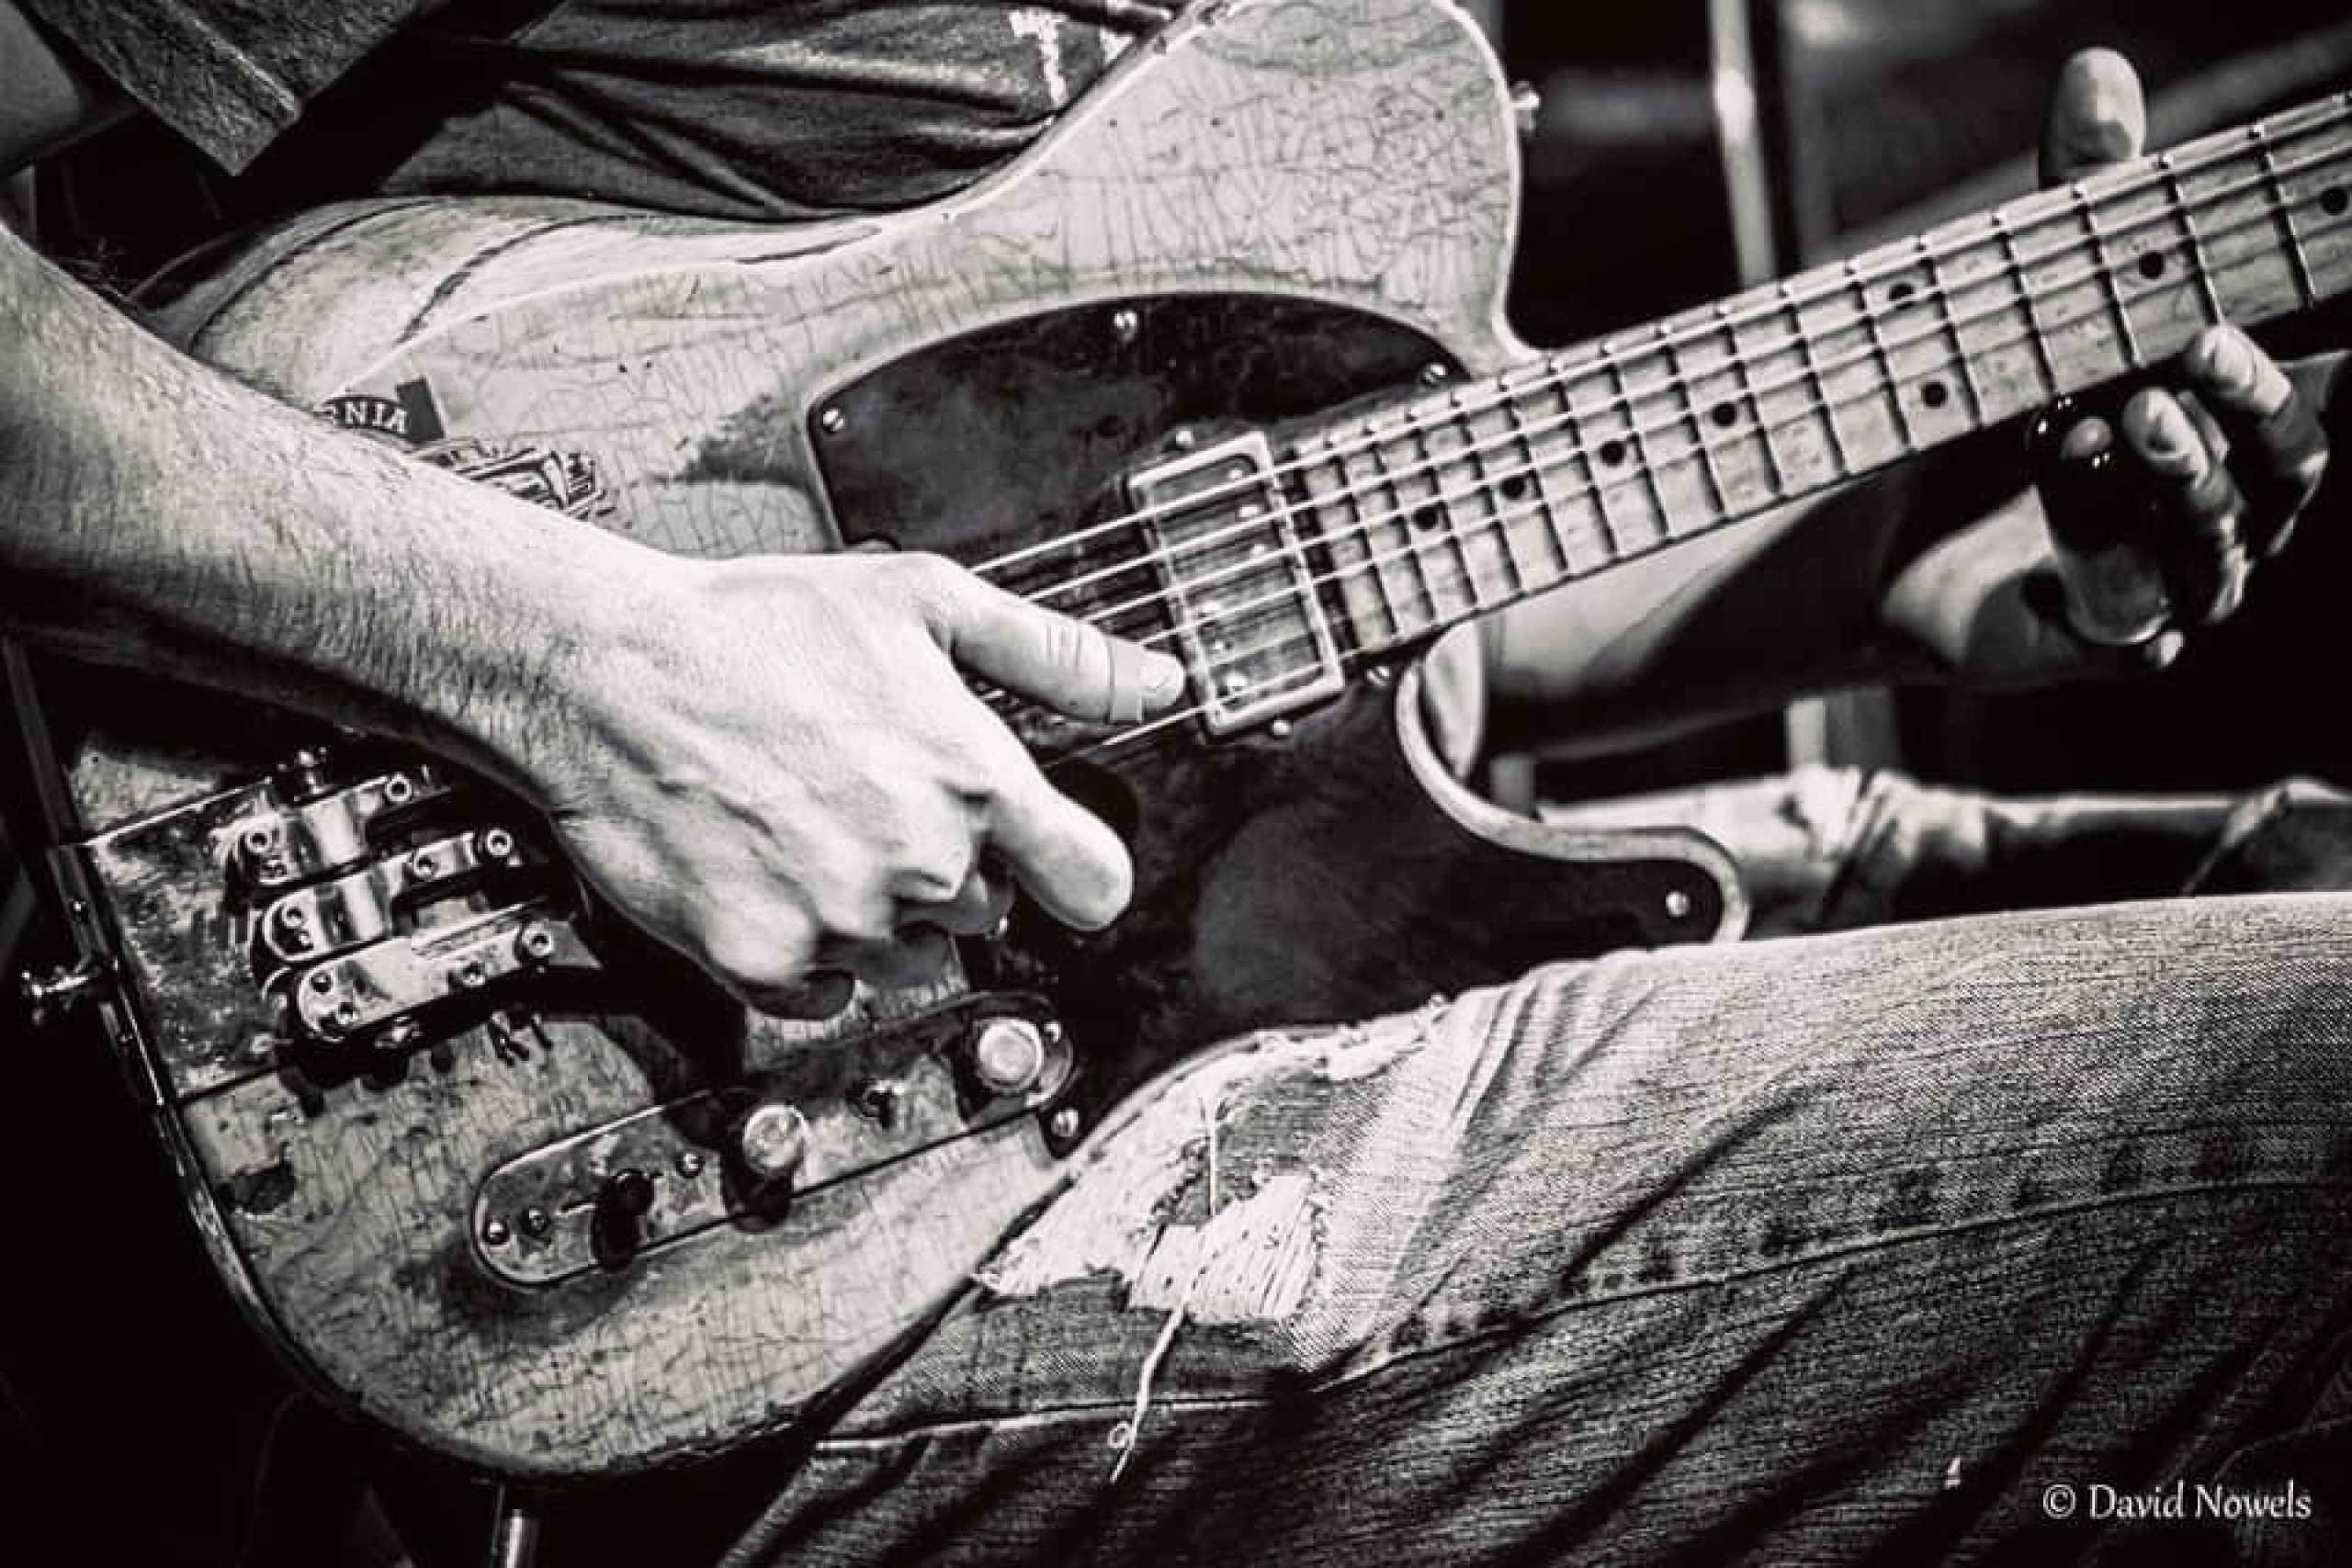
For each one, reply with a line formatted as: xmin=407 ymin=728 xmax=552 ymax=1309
xmin=1473 ymin=0 xmax=2352 ymax=807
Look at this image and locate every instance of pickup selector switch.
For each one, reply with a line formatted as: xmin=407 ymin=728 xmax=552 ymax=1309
xmin=590 ymin=1167 xmax=658 ymax=1266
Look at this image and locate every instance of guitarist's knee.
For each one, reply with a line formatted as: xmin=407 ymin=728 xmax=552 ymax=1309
xmin=972 ymin=1008 xmax=1451 ymax=1360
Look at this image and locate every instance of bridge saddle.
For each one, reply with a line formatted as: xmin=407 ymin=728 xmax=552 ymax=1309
xmin=213 ymin=751 xmax=582 ymax=1047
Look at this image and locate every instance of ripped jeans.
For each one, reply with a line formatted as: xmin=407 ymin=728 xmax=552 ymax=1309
xmin=656 ymin=891 xmax=2352 ymax=1567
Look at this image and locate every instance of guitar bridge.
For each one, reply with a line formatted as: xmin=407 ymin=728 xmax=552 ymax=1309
xmin=218 ymin=752 xmax=589 ymax=1048
xmin=229 ymin=764 xmax=454 ymax=892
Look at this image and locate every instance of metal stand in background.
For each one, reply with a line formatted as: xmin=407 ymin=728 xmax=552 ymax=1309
xmin=487 ymin=1488 xmax=540 ymax=1568
xmin=1708 ymin=0 xmax=1906 ymax=773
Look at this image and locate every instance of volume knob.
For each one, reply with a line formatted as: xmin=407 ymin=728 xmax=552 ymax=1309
xmin=737 ymin=1102 xmax=810 ymax=1186
xmin=970 ymin=1017 xmax=1047 ymax=1099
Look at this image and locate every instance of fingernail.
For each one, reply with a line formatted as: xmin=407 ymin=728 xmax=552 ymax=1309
xmin=2199 ymin=327 xmax=2254 ymax=389
xmin=2060 ymin=417 xmax=2111 ymax=460
xmin=1142 ymin=651 xmax=1186 ymax=704
xmin=2075 ymin=50 xmax=2143 ymax=155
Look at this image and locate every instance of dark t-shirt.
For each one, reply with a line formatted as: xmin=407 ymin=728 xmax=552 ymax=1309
xmin=24 ymin=0 xmax=1177 ymax=223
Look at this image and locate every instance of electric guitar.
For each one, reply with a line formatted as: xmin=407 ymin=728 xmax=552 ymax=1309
xmin=12 ymin=0 xmax=2348 ymax=1482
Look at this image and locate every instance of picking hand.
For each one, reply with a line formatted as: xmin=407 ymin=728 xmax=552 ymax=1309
xmin=528 ymin=548 xmax=1183 ymax=1016
xmin=2031 ymin=49 xmax=2342 ymax=658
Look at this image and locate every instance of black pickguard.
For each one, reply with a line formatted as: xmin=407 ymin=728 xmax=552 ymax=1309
xmin=806 ymin=296 xmax=1732 ymax=1147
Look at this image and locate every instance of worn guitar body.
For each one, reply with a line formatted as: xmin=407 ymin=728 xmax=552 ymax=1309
xmin=18 ymin=0 xmax=1741 ymax=1482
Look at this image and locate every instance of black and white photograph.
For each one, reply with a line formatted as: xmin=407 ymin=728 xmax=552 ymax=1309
xmin=3 ymin=1 xmax=2351 ymax=1562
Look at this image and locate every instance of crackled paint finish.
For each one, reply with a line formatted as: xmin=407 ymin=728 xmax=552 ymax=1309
xmin=51 ymin=0 xmax=1551 ymax=1481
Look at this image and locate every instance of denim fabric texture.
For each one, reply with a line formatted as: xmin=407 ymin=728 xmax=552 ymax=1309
xmin=684 ymin=893 xmax=2352 ymax=1566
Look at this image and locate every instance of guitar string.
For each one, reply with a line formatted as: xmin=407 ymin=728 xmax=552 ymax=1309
xmin=1044 ymin=224 xmax=2333 ymax=761
xmin=1023 ymin=184 xmax=2352 ymax=764
xmin=966 ymin=145 xmax=2352 ymax=663
xmin=1033 ymin=236 xmax=2352 ymax=765
xmin=983 ymin=170 xmax=2351 ymax=723
xmin=959 ymin=107 xmax=2352 ymax=603
xmin=965 ymin=104 xmax=2352 ymax=591
xmin=983 ymin=137 xmax=2352 ymax=640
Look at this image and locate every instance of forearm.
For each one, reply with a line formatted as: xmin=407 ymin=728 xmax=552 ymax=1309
xmin=0 ymin=223 xmax=660 ymax=797
xmin=1482 ymin=433 xmax=2028 ymax=757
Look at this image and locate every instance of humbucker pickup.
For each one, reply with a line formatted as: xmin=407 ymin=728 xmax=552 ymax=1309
xmin=1127 ymin=431 xmax=1345 ymax=736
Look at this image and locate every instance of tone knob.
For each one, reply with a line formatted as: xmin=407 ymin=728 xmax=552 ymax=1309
xmin=737 ymin=1102 xmax=810 ymax=1186
xmin=970 ymin=1017 xmax=1047 ymax=1098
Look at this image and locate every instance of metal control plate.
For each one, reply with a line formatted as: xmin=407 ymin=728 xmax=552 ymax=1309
xmin=473 ymin=997 xmax=1074 ymax=1286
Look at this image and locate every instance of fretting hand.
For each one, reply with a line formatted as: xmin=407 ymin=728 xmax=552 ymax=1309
xmin=1883 ymin=49 xmax=2344 ymax=686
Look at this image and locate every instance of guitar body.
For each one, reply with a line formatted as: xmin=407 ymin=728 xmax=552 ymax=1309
xmin=22 ymin=0 xmax=1740 ymax=1481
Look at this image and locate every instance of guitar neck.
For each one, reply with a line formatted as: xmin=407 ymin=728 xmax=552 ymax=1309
xmin=1292 ymin=91 xmax=2352 ymax=662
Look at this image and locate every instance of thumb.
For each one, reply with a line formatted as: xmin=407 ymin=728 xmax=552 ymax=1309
xmin=2041 ymin=48 xmax=2147 ymax=187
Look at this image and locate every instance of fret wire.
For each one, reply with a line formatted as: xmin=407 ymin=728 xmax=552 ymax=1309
xmin=1339 ymin=443 xmax=1408 ymax=644
xmin=1844 ymin=257 xmax=1917 ymax=452
xmin=1597 ymin=341 xmax=1679 ymax=543
xmin=1916 ymin=234 xmax=1984 ymax=421
xmin=2155 ymin=150 xmax=2224 ymax=326
xmin=1449 ymin=386 xmax=1528 ymax=596
xmin=1363 ymin=439 xmax=1411 ymax=629
xmin=1550 ymin=363 xmax=1626 ymax=561
xmin=1989 ymin=209 xmax=2060 ymax=400
xmin=1272 ymin=466 xmax=1335 ymax=661
xmin=1657 ymin=321 xmax=1731 ymax=516
xmin=1777 ymin=276 xmax=1851 ymax=471
xmin=1715 ymin=300 xmax=1788 ymax=495
xmin=1399 ymin=407 xmax=1483 ymax=613
xmin=1476 ymin=392 xmax=1533 ymax=602
xmin=2250 ymin=119 xmax=2321 ymax=308
xmin=2070 ymin=185 xmax=2142 ymax=364
xmin=1376 ymin=423 xmax=1452 ymax=624
xmin=1339 ymin=444 xmax=1406 ymax=643
xmin=1497 ymin=377 xmax=1572 ymax=575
